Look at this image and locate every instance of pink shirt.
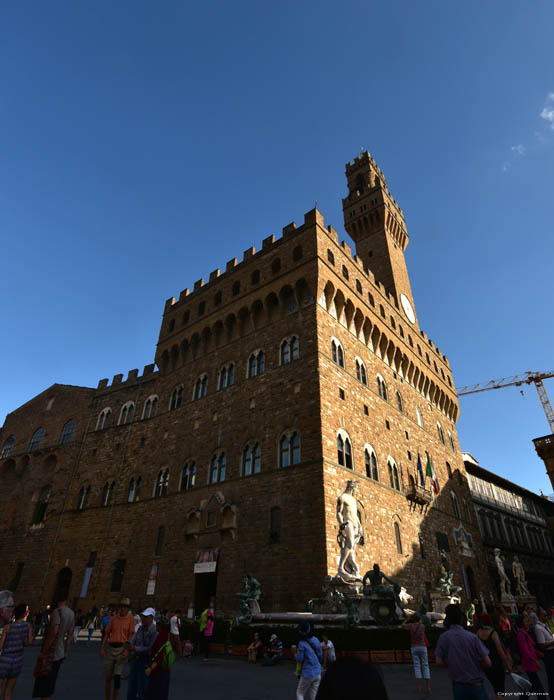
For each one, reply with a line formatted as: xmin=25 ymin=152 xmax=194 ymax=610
xmin=517 ymin=629 xmax=539 ymax=672
xmin=404 ymin=622 xmax=426 ymax=647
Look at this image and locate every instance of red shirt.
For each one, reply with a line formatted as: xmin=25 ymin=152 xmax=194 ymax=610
xmin=150 ymin=629 xmax=170 ymax=674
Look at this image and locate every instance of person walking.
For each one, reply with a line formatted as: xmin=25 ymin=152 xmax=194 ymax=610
xmin=516 ymin=614 xmax=546 ymax=696
xmin=435 ymin=604 xmax=491 ymax=700
xmin=32 ymin=588 xmax=75 ymax=700
xmin=401 ymin=613 xmax=431 ymax=695
xmin=145 ymin=615 xmax=172 ymax=700
xmin=125 ymin=607 xmax=157 ymax=700
xmin=199 ymin=606 xmax=214 ymax=661
xmin=100 ymin=597 xmax=135 ymax=700
xmin=168 ymin=610 xmax=181 ymax=657
xmin=87 ymin=611 xmax=97 ymax=643
xmin=476 ymin=613 xmax=512 ymax=700
xmin=0 ymin=603 xmax=33 ymax=700
xmin=533 ymin=608 xmax=554 ymax=699
xmin=295 ymin=620 xmax=323 ymax=700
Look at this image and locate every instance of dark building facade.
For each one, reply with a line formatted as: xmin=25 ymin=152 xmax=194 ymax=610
xmin=0 ymin=153 xmax=492 ymax=616
xmin=464 ymin=453 xmax=554 ymax=608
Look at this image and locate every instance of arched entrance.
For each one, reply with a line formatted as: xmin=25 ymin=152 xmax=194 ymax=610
xmin=466 ymin=565 xmax=477 ymax=600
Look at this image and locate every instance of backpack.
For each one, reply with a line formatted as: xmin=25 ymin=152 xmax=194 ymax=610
xmin=153 ymin=640 xmax=176 ymax=670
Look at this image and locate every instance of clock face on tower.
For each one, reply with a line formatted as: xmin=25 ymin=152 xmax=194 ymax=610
xmin=400 ymin=293 xmax=416 ymax=324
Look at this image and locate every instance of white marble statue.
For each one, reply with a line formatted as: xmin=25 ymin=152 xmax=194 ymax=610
xmin=336 ymin=480 xmax=363 ymax=583
xmin=399 ymin=586 xmax=413 ymax=608
xmin=512 ymin=555 xmax=531 ymax=597
xmin=494 ymin=548 xmax=511 ymax=598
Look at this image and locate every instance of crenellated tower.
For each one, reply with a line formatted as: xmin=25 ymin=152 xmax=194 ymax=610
xmin=342 ymin=151 xmax=418 ymax=328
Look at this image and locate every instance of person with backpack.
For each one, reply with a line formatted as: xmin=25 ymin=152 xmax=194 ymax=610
xmin=476 ymin=613 xmax=512 ymax=700
xmin=295 ymin=620 xmax=323 ymax=700
xmin=125 ymin=607 xmax=157 ymax=700
xmin=144 ymin=615 xmax=174 ymax=700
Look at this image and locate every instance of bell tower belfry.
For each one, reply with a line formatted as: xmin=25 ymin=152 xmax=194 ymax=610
xmin=342 ymin=151 xmax=418 ymax=327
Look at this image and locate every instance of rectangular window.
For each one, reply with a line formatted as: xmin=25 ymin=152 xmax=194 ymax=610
xmin=339 ymin=388 xmax=345 ymax=400
xmin=385 ymin=420 xmax=390 ymax=430
xmin=207 ymin=511 xmax=216 ymax=527
xmin=110 ymin=559 xmax=126 ymax=593
xmin=363 ymin=405 xmax=368 ymax=416
xmin=155 ymin=526 xmax=165 ymax=556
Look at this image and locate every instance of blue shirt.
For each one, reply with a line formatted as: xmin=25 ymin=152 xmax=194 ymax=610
xmin=296 ymin=636 xmax=323 ymax=678
xmin=435 ymin=625 xmax=490 ymax=684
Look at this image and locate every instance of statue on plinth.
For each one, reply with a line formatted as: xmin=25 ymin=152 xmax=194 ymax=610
xmin=236 ymin=573 xmax=261 ymax=623
xmin=336 ymin=480 xmax=364 ymax=584
xmin=494 ymin=549 xmax=512 ymax=598
xmin=437 ymin=550 xmax=462 ymax=598
xmin=362 ymin=563 xmax=404 ymax=619
xmin=512 ymin=555 xmax=531 ymax=597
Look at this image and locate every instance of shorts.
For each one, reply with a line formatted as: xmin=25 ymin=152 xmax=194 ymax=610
xmin=103 ymin=645 xmax=126 ymax=678
xmin=32 ymin=659 xmax=62 ymax=698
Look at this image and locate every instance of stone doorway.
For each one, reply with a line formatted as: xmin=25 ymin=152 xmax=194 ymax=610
xmin=194 ymin=571 xmax=217 ymax=614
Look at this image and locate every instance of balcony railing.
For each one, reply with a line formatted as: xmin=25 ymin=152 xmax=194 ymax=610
xmin=406 ymin=483 xmax=433 ymax=505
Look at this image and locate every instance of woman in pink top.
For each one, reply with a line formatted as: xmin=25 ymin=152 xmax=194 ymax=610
xmin=401 ymin=613 xmax=431 ymax=694
xmin=516 ymin=615 xmax=545 ymax=695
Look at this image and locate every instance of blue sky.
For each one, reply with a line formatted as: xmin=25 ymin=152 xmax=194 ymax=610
xmin=2 ymin=1 xmax=553 ymax=493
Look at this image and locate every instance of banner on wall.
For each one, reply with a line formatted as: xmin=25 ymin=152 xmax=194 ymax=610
xmin=79 ymin=567 xmax=93 ymax=598
xmin=146 ymin=563 xmax=158 ymax=595
xmin=193 ymin=548 xmax=219 ymax=574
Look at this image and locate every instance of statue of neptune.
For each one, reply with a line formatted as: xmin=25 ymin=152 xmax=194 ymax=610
xmin=336 ymin=480 xmax=363 ymax=583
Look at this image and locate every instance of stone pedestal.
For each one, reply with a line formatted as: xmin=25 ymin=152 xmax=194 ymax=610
xmin=429 ymin=591 xmax=461 ymax=615
xmin=500 ymin=595 xmax=518 ymax=615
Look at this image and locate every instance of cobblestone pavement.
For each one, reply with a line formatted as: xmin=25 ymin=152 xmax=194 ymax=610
xmin=12 ymin=639 xmax=543 ymax=699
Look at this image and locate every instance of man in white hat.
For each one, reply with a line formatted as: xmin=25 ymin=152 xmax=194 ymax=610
xmin=100 ymin=597 xmax=135 ymax=700
xmin=124 ymin=607 xmax=157 ymax=700
xmin=263 ymin=633 xmax=284 ymax=666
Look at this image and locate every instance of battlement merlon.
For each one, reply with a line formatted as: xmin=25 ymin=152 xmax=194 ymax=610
xmin=96 ymin=364 xmax=157 ymax=391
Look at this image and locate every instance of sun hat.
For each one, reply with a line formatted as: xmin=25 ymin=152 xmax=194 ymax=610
xmin=270 ymin=634 xmax=277 ymax=641
xmin=119 ymin=597 xmax=131 ymax=607
xmin=140 ymin=607 xmax=156 ymax=617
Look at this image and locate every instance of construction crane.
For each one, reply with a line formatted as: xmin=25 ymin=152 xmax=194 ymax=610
xmin=456 ymin=371 xmax=554 ymax=433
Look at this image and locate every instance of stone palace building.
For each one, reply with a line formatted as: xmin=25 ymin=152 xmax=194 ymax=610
xmin=0 ymin=152 xmax=492 ymax=615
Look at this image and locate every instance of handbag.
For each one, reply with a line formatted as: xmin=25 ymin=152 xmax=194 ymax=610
xmin=33 ymin=647 xmax=55 ymax=678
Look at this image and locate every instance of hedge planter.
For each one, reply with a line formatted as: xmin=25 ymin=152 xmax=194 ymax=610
xmin=369 ymin=651 xmax=396 ymax=664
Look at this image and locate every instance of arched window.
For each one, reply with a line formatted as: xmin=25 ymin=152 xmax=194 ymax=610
xmin=101 ymin=481 xmax=115 ymax=507
xmin=29 ymin=428 xmax=45 ymax=453
xmin=170 ymin=386 xmax=184 ymax=410
xmin=248 ymin=350 xmax=265 ymax=377
xmin=119 ymin=402 xmax=135 ymax=426
xmin=59 ymin=420 xmax=76 ymax=445
xmin=96 ymin=408 xmax=112 ymax=431
xmin=154 ymin=469 xmax=169 ymax=497
xmin=464 ymin=501 xmax=472 ymax=524
xmin=364 ymin=446 xmax=379 ymax=481
xmin=437 ymin=422 xmax=445 ymax=445
xmin=337 ymin=431 xmax=353 ymax=469
xmin=448 ymin=430 xmax=456 ymax=452
xmin=142 ymin=396 xmax=158 ymax=419
xmin=356 ymin=359 xmax=367 ymax=385
xmin=180 ymin=462 xmax=196 ymax=491
xmin=388 ymin=458 xmax=400 ymax=491
xmin=218 ymin=363 xmax=235 ymax=390
xmin=394 ymin=522 xmax=403 ymax=554
xmin=451 ymin=492 xmax=460 ymax=519
xmin=193 ymin=374 xmax=208 ymax=400
xmin=396 ymin=391 xmax=403 ymax=413
xmin=242 ymin=443 xmax=261 ymax=476
xmin=416 ymin=406 xmax=423 ymax=428
xmin=342 ymin=265 xmax=349 ymax=280
xmin=281 ymin=336 xmax=300 ymax=365
xmin=77 ymin=485 xmax=90 ymax=510
xmin=446 ymin=461 xmax=453 ymax=478
xmin=1 ymin=435 xmax=16 ymax=458
xmin=279 ymin=431 xmax=300 ymax=468
xmin=127 ymin=477 xmax=142 ymax=503
xmin=327 ymin=249 xmax=335 ymax=265
xmin=377 ymin=375 xmax=388 ymax=401
xmin=331 ymin=339 xmax=345 ymax=368
xmin=210 ymin=453 xmax=226 ymax=484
